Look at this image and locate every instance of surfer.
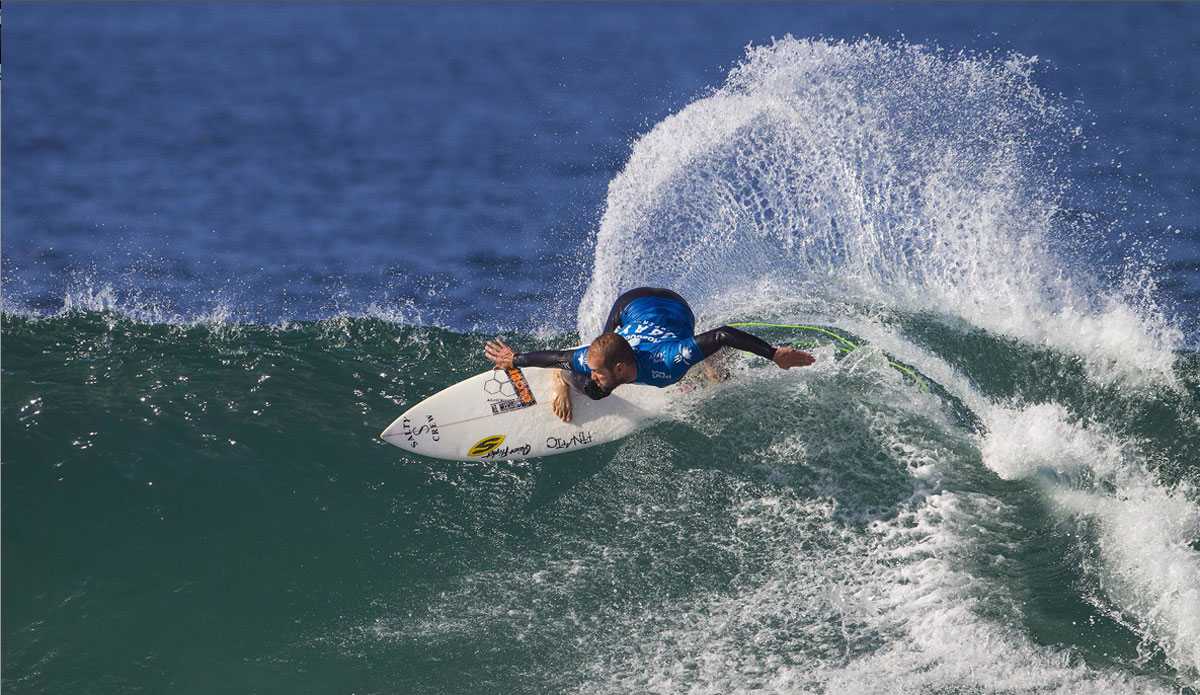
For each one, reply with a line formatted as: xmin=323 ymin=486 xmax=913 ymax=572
xmin=485 ymin=287 xmax=814 ymax=421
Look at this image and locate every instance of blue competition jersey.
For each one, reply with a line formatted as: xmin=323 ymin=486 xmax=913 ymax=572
xmin=571 ymin=297 xmax=705 ymax=387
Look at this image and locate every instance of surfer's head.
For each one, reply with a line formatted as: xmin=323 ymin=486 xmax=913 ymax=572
xmin=586 ymin=332 xmax=637 ymax=389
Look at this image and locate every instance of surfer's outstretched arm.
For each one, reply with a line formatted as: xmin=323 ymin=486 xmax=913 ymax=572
xmin=512 ymin=349 xmax=575 ymax=370
xmin=695 ymin=326 xmax=815 ymax=369
xmin=485 ymin=340 xmax=572 ymax=370
xmin=484 ymin=340 xmax=610 ymax=401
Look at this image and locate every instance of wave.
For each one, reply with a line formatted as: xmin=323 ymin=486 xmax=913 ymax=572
xmin=562 ymin=36 xmax=1200 ymax=690
xmin=5 ymin=301 xmax=1198 ymax=691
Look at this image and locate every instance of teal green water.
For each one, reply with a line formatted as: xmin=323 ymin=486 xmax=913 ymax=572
xmin=3 ymin=311 xmax=1198 ymax=693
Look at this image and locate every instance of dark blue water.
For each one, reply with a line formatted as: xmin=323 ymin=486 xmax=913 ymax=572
xmin=4 ymin=2 xmax=1198 ymax=333
xmin=4 ymin=4 xmax=1200 ymax=694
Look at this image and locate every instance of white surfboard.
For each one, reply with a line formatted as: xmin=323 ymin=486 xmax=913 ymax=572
xmin=380 ymin=366 xmax=662 ymax=461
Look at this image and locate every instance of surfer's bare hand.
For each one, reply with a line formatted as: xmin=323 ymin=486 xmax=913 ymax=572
xmin=773 ymin=347 xmax=815 ymax=370
xmin=550 ymin=371 xmax=573 ymax=422
xmin=485 ymin=339 xmax=516 ymax=370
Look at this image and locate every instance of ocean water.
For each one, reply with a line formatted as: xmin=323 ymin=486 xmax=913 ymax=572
xmin=3 ymin=3 xmax=1199 ymax=694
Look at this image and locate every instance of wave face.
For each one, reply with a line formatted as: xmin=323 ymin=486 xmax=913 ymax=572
xmin=4 ymin=37 xmax=1199 ymax=695
xmin=4 ymin=309 xmax=1197 ymax=693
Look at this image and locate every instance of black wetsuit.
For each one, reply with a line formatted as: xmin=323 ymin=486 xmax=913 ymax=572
xmin=513 ymin=287 xmax=778 ymax=400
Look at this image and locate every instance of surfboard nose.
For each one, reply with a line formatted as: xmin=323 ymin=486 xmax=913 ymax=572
xmin=379 ymin=412 xmax=410 ymax=443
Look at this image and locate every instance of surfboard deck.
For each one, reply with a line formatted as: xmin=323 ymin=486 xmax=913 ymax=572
xmin=380 ymin=366 xmax=661 ymax=461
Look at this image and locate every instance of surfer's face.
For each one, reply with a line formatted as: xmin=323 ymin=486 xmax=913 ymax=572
xmin=589 ymin=364 xmax=618 ymax=389
xmin=587 ymin=353 xmax=629 ymax=389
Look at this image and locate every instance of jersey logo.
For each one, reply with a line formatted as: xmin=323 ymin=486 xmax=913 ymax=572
xmin=674 ymin=346 xmax=694 ymax=364
xmin=468 ymin=435 xmax=506 ymax=457
xmin=619 ymin=323 xmax=678 ymax=344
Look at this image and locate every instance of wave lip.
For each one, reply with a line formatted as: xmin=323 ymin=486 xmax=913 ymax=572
xmin=579 ymin=36 xmax=1181 ymax=387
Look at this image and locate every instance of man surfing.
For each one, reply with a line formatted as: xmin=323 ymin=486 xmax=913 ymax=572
xmin=484 ymin=287 xmax=815 ymax=422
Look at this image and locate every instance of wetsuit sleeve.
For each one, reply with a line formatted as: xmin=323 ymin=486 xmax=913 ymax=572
xmin=512 ymin=349 xmax=577 ymax=370
xmin=695 ymin=326 xmax=778 ymax=360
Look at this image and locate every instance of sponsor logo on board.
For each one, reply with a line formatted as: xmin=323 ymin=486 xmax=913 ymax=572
xmin=468 ymin=434 xmax=506 ymax=457
xmin=483 ymin=368 xmax=537 ymax=415
xmin=401 ymin=414 xmax=440 ymax=448
xmin=546 ymin=431 xmax=593 ymax=450
xmin=481 ymin=443 xmax=532 ymax=459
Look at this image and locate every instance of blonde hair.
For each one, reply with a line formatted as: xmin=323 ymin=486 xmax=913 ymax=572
xmin=589 ymin=332 xmax=636 ymax=368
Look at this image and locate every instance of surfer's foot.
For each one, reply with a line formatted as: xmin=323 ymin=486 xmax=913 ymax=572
xmin=551 ymin=371 xmax=573 ymax=422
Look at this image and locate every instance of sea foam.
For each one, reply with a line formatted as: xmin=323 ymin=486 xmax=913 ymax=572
xmin=579 ymin=36 xmax=1181 ymax=387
